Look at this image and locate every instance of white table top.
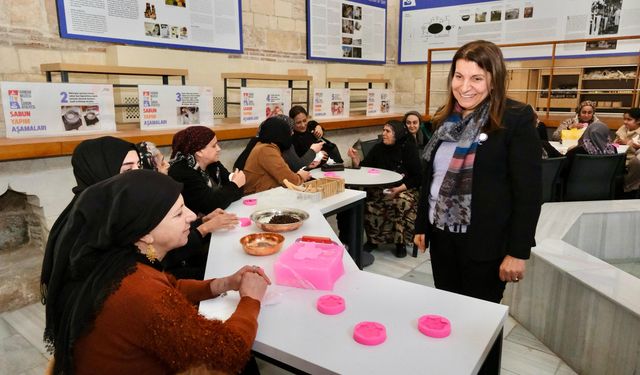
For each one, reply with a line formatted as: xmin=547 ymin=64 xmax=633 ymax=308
xmin=549 ymin=141 xmax=628 ymax=155
xmin=310 ymin=167 xmax=402 ymax=187
xmin=200 ymin=187 xmax=507 ymax=375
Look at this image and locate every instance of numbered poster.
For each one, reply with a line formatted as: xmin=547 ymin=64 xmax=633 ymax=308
xmin=1 ymin=82 xmax=116 ymax=138
xmin=138 ymin=85 xmax=214 ymax=130
xmin=312 ymin=89 xmax=350 ymax=119
xmin=366 ymin=89 xmax=394 ymax=116
xmin=240 ymin=88 xmax=292 ymax=124
xmin=307 ymin=0 xmax=387 ymax=64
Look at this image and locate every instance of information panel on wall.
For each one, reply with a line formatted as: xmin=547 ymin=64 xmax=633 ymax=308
xmin=56 ymin=0 xmax=242 ymax=53
xmin=399 ymin=0 xmax=640 ymax=63
xmin=240 ymin=88 xmax=292 ymax=125
xmin=1 ymin=82 xmax=116 ymax=138
xmin=307 ymin=0 xmax=387 ymax=64
xmin=138 ymin=85 xmax=214 ymax=130
xmin=312 ymin=89 xmax=350 ymax=119
xmin=366 ymin=89 xmax=394 ymax=116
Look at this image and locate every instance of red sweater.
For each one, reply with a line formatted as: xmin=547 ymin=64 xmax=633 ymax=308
xmin=73 ymin=263 xmax=260 ymax=374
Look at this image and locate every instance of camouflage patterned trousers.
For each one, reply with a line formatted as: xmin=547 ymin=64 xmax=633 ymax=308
xmin=364 ymin=187 xmax=419 ymax=246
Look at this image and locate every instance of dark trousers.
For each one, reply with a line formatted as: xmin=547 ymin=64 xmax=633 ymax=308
xmin=430 ymin=227 xmax=506 ymax=375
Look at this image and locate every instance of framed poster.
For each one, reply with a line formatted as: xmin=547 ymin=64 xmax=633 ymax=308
xmin=307 ymin=0 xmax=387 ymax=64
xmin=366 ymin=89 xmax=393 ymax=116
xmin=56 ymin=0 xmax=242 ymax=53
xmin=312 ymin=89 xmax=350 ymax=119
xmin=2 ymin=82 xmax=116 ymax=138
xmin=240 ymin=88 xmax=292 ymax=125
xmin=139 ymin=85 xmax=214 ymax=130
xmin=399 ymin=0 xmax=640 ymax=64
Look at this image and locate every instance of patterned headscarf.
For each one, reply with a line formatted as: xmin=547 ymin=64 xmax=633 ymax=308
xmin=170 ymin=126 xmax=215 ymax=158
xmin=579 ymin=121 xmax=616 ymax=155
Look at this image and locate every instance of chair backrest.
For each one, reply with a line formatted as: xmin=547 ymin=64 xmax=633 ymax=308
xmin=361 ymin=139 xmax=379 ymax=159
xmin=541 ymin=157 xmax=566 ymax=202
xmin=564 ymin=153 xmax=626 ymax=201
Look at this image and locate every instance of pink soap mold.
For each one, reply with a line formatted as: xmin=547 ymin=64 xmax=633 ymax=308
xmin=323 ymin=172 xmax=339 ymax=178
xmin=316 ymin=294 xmax=345 ymax=315
xmin=367 ymin=168 xmax=380 ymax=175
xmin=353 ymin=321 xmax=386 ymax=346
xmin=243 ymin=198 xmax=257 ymax=206
xmin=418 ymin=315 xmax=451 ymax=338
xmin=273 ymin=239 xmax=344 ymax=290
xmin=238 ymin=217 xmax=251 ymax=227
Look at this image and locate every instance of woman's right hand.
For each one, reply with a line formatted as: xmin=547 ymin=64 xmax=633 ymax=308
xmin=239 ymin=272 xmax=269 ymax=301
xmin=297 ymin=169 xmax=311 ymax=181
xmin=413 ymin=234 xmax=427 ymax=253
xmin=347 ymin=147 xmax=360 ymax=167
xmin=231 ymin=169 xmax=246 ymax=188
xmin=197 ymin=212 xmax=239 ymax=235
xmin=310 ymin=141 xmax=325 ymax=153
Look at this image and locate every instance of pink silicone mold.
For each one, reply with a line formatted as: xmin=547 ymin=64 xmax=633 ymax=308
xmin=418 ymin=315 xmax=451 ymax=338
xmin=238 ymin=217 xmax=251 ymax=227
xmin=273 ymin=240 xmax=344 ymax=290
xmin=367 ymin=168 xmax=380 ymax=175
xmin=316 ymin=294 xmax=345 ymax=315
xmin=353 ymin=321 xmax=386 ymax=346
xmin=243 ymin=198 xmax=257 ymax=206
xmin=323 ymin=172 xmax=339 ymax=178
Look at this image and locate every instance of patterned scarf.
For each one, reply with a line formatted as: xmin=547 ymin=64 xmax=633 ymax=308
xmin=170 ymin=151 xmax=218 ymax=188
xmin=422 ymin=102 xmax=490 ymax=229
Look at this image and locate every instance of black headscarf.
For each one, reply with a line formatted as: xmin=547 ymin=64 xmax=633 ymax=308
xmin=41 ymin=136 xmax=136 ymax=305
xmin=43 ymin=170 xmax=182 ymax=375
xmin=292 ymin=120 xmax=320 ymax=156
xmin=234 ymin=115 xmax=294 ymax=169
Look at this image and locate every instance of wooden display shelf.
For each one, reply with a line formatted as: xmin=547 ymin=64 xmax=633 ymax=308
xmin=0 ymin=114 xmax=403 ymax=162
xmin=41 ymin=63 xmax=188 ymax=84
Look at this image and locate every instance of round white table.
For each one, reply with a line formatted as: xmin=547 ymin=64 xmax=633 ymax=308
xmin=310 ymin=167 xmax=402 ymax=187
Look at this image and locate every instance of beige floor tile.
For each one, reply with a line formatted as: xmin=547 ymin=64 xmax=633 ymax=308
xmin=503 ymin=315 xmax=518 ymax=337
xmin=2 ymin=303 xmax=47 ymax=355
xmin=0 ymin=334 xmax=48 ymax=374
xmin=501 ymin=340 xmax=561 ymax=375
xmin=555 ymin=361 xmax=578 ymax=375
xmin=505 ymin=324 xmax=554 ymax=355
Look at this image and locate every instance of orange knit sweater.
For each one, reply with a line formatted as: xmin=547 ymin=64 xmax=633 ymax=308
xmin=73 ymin=263 xmax=260 ymax=375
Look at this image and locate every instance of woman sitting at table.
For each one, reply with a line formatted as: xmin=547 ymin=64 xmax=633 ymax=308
xmin=289 ymin=105 xmax=343 ymax=163
xmin=403 ymin=110 xmax=432 ymax=150
xmin=347 ymin=120 xmax=422 ymax=258
xmin=566 ymin=121 xmax=616 ymax=158
xmin=615 ymin=108 xmax=640 ymax=192
xmin=42 ymin=170 xmax=270 ymax=374
xmin=242 ymin=116 xmax=312 ymax=194
xmin=138 ymin=140 xmax=239 ymax=280
xmin=551 ymin=100 xmax=600 ymax=141
xmin=42 ymin=136 xmax=140 ymax=297
xmin=168 ymin=126 xmax=245 ymax=216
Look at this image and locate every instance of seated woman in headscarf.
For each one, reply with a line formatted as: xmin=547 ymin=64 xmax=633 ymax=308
xmin=234 ymin=115 xmax=324 ymax=172
xmin=552 ymin=100 xmax=601 ymax=141
xmin=242 ymin=116 xmax=312 ymax=194
xmin=42 ymin=170 xmax=270 ymax=375
xmin=137 ymin=140 xmax=238 ymax=280
xmin=403 ymin=110 xmax=432 ymax=150
xmin=42 ymin=136 xmax=139 ymax=297
xmin=565 ymin=121 xmax=616 ymax=169
xmin=289 ymin=105 xmax=343 ymax=164
xmin=168 ymin=126 xmax=245 ymax=216
xmin=347 ymin=120 xmax=422 ymax=258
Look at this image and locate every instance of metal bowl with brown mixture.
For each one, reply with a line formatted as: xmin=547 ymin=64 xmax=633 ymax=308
xmin=249 ymin=208 xmax=309 ymax=232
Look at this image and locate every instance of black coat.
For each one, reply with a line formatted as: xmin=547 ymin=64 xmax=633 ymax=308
xmin=415 ymin=100 xmax=542 ymax=261
xmin=168 ymin=159 xmax=242 ymax=215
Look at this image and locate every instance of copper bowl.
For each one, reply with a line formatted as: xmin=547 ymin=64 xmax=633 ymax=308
xmin=250 ymin=208 xmax=309 ymax=232
xmin=240 ymin=232 xmax=285 ymax=256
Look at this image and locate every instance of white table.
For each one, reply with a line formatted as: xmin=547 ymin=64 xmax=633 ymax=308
xmin=310 ymin=167 xmax=402 ymax=187
xmin=549 ymin=141 xmax=628 ymax=155
xmin=200 ymin=187 xmax=508 ymax=375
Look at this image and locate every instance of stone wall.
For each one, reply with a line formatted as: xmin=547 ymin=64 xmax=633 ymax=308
xmin=0 ymin=189 xmax=47 ymax=312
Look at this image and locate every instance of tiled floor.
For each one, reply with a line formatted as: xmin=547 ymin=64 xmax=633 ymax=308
xmin=0 ymin=247 xmax=578 ymax=375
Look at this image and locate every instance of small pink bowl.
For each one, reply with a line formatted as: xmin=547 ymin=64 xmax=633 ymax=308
xmin=238 ymin=217 xmax=251 ymax=227
xmin=353 ymin=321 xmax=386 ymax=346
xmin=418 ymin=315 xmax=451 ymax=338
xmin=367 ymin=168 xmax=380 ymax=175
xmin=316 ymin=294 xmax=345 ymax=315
xmin=243 ymin=198 xmax=257 ymax=206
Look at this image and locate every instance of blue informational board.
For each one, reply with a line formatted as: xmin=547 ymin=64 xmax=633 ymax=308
xmin=307 ymin=0 xmax=387 ymax=64
xmin=399 ymin=0 xmax=639 ymax=64
xmin=56 ymin=0 xmax=243 ymax=54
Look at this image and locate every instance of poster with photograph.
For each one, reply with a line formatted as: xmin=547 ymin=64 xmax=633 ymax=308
xmin=56 ymin=0 xmax=242 ymax=53
xmin=240 ymin=88 xmax=292 ymax=124
xmin=1 ymin=82 xmax=116 ymax=138
xmin=312 ymin=89 xmax=350 ymax=119
xmin=307 ymin=0 xmax=387 ymax=64
xmin=138 ymin=85 xmax=214 ymax=130
xmin=399 ymin=0 xmax=640 ymax=63
xmin=366 ymin=89 xmax=394 ymax=116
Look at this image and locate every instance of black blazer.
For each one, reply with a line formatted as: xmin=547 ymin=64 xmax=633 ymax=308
xmin=415 ymin=100 xmax=542 ymax=261
xmin=168 ymin=160 xmax=243 ymax=215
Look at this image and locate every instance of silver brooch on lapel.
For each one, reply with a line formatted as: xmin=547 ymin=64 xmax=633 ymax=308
xmin=478 ymin=133 xmax=488 ymax=145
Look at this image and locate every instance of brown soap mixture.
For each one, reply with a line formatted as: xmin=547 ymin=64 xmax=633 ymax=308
xmin=269 ymin=214 xmax=299 ymax=224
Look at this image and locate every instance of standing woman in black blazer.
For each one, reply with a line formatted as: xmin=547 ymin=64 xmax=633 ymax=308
xmin=413 ymin=40 xmax=541 ymax=374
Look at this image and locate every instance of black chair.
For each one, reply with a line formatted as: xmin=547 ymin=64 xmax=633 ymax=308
xmin=564 ymin=153 xmax=625 ymax=201
xmin=360 ymin=139 xmax=379 ymax=159
xmin=541 ymin=157 xmax=566 ymax=202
